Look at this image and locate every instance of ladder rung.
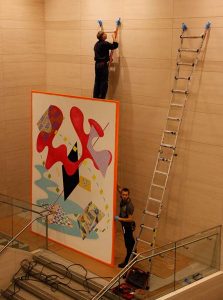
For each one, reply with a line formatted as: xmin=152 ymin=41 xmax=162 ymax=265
xmin=160 ymin=143 xmax=175 ymax=149
xmin=178 ymin=48 xmax=199 ymax=53
xmin=170 ymin=103 xmax=184 ymax=108
xmin=172 ymin=89 xmax=188 ymax=94
xmin=149 ymin=196 xmax=162 ymax=203
xmin=140 ymin=224 xmax=155 ymax=232
xmin=175 ymin=76 xmax=191 ymax=80
xmin=180 ymin=34 xmax=204 ymax=39
xmin=164 ymin=130 xmax=177 ymax=135
xmin=155 ymin=170 xmax=168 ymax=176
xmin=167 ymin=117 xmax=181 ymax=121
xmin=144 ymin=210 xmax=159 ymax=218
xmin=159 ymin=157 xmax=171 ymax=162
xmin=136 ymin=238 xmax=153 ymax=246
xmin=151 ymin=183 xmax=165 ymax=189
xmin=177 ymin=61 xmax=194 ymax=66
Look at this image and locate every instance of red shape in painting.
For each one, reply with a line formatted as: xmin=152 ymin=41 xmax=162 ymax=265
xmin=36 ymin=105 xmax=112 ymax=176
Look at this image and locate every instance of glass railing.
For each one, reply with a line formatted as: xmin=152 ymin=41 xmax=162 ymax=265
xmin=0 ymin=194 xmax=221 ymax=300
xmin=93 ymin=225 xmax=221 ymax=300
xmin=0 ymin=193 xmax=48 ymax=253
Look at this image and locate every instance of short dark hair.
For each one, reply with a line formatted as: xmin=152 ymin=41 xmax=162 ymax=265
xmin=97 ymin=30 xmax=104 ymax=40
xmin=121 ymin=187 xmax=129 ymax=194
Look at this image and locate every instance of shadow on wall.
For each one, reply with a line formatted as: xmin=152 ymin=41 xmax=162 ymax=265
xmin=108 ymin=30 xmax=123 ymax=100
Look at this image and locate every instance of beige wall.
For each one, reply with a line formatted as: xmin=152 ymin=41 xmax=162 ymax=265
xmin=0 ymin=0 xmax=223 ymax=269
xmin=43 ymin=0 xmax=223 ymax=249
xmin=0 ymin=0 xmax=45 ymax=199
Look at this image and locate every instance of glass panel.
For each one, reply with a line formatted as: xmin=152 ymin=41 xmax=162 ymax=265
xmin=148 ymin=245 xmax=175 ymax=299
xmin=0 ymin=194 xmax=48 ymax=252
xmin=175 ymin=226 xmax=221 ymax=290
xmin=0 ymin=195 xmax=14 ymax=239
xmin=98 ymin=226 xmax=221 ymax=300
xmin=0 ymin=193 xmax=43 ymax=214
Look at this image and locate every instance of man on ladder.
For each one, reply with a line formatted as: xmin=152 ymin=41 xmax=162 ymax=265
xmin=93 ymin=19 xmax=120 ymax=99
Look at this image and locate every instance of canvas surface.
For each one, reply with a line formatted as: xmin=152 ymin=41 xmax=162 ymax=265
xmin=31 ymin=91 xmax=119 ymax=264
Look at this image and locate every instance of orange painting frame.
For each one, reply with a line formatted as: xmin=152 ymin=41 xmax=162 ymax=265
xmin=31 ymin=90 xmax=119 ymax=266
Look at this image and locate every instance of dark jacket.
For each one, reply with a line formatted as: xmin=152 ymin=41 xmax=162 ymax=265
xmin=94 ymin=40 xmax=118 ymax=63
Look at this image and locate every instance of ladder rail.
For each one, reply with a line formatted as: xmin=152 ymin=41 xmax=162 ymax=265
xmin=131 ymin=22 xmax=211 ymax=260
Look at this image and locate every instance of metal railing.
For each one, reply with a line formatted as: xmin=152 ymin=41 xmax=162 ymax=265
xmin=92 ymin=225 xmax=221 ymax=300
xmin=0 ymin=214 xmax=49 ymax=255
xmin=0 ymin=194 xmax=50 ymax=254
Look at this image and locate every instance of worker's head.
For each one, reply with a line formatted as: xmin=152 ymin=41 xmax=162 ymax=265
xmin=121 ymin=188 xmax=130 ymax=202
xmin=97 ymin=30 xmax=107 ymax=41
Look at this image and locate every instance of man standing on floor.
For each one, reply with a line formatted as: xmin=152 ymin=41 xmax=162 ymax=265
xmin=115 ymin=187 xmax=136 ymax=268
xmin=93 ymin=31 xmax=118 ymax=99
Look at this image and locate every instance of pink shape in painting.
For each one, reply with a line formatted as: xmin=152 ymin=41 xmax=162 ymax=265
xmin=36 ymin=105 xmax=112 ymax=176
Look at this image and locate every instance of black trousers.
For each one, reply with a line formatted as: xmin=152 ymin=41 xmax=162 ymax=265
xmin=123 ymin=225 xmax=135 ymax=264
xmin=93 ymin=62 xmax=109 ymax=99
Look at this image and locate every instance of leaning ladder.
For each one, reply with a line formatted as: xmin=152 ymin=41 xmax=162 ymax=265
xmin=131 ymin=21 xmax=211 ymax=258
xmin=97 ymin=18 xmax=121 ymax=65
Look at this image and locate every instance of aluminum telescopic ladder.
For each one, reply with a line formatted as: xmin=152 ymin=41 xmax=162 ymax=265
xmin=97 ymin=18 xmax=121 ymax=64
xmin=131 ymin=21 xmax=211 ymax=259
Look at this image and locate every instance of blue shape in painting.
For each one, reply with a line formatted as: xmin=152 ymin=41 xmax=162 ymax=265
xmin=34 ymin=165 xmax=98 ymax=239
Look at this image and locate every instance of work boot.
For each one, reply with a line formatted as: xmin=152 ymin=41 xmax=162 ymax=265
xmin=118 ymin=262 xmax=127 ymax=268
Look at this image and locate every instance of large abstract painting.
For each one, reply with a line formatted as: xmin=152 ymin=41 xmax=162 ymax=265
xmin=31 ymin=91 xmax=119 ymax=265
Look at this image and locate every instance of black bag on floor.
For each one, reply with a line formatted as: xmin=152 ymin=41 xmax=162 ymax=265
xmin=126 ymin=267 xmax=150 ymax=290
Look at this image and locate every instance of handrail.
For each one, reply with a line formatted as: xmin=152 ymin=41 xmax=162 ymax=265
xmin=0 ymin=215 xmax=48 ymax=256
xmin=137 ymin=230 xmax=220 ymax=259
xmin=92 ymin=226 xmax=221 ymax=300
xmin=117 ymin=225 xmax=221 ymax=262
xmin=0 ymin=192 xmax=43 ymax=208
xmin=0 ymin=199 xmax=48 ymax=215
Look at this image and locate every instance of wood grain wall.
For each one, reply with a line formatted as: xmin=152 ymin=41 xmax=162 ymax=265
xmin=43 ymin=0 xmax=223 ymax=256
xmin=0 ymin=0 xmax=223 ymax=267
xmin=0 ymin=0 xmax=45 ymax=199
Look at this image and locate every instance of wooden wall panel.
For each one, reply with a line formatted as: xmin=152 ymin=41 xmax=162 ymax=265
xmin=81 ymin=0 xmax=123 ymax=20
xmin=174 ymin=0 xmax=223 ymax=18
xmin=0 ymin=0 xmax=44 ymax=20
xmin=46 ymin=30 xmax=81 ymax=55
xmin=46 ymin=62 xmax=81 ymax=88
xmin=123 ymin=0 xmax=173 ymax=19
xmin=44 ymin=0 xmax=80 ymax=21
xmin=121 ymin=29 xmax=172 ymax=59
xmin=2 ymin=29 xmax=44 ymax=54
xmin=113 ymin=67 xmax=171 ymax=99
xmin=3 ymin=62 xmax=44 ymax=87
xmin=0 ymin=0 xmax=45 ymax=200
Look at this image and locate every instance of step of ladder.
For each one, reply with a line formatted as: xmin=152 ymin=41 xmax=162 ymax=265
xmin=167 ymin=116 xmax=181 ymax=121
xmin=175 ymin=76 xmax=191 ymax=80
xmin=158 ymin=156 xmax=171 ymax=162
xmin=177 ymin=61 xmax=195 ymax=66
xmin=170 ymin=103 xmax=184 ymax=108
xmin=148 ymin=196 xmax=162 ymax=203
xmin=144 ymin=210 xmax=159 ymax=218
xmin=151 ymin=183 xmax=165 ymax=189
xmin=164 ymin=130 xmax=177 ymax=135
xmin=180 ymin=34 xmax=204 ymax=39
xmin=140 ymin=224 xmax=156 ymax=232
xmin=160 ymin=143 xmax=176 ymax=149
xmin=172 ymin=89 xmax=188 ymax=94
xmin=178 ymin=48 xmax=199 ymax=53
xmin=155 ymin=170 xmax=168 ymax=176
xmin=136 ymin=238 xmax=153 ymax=246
